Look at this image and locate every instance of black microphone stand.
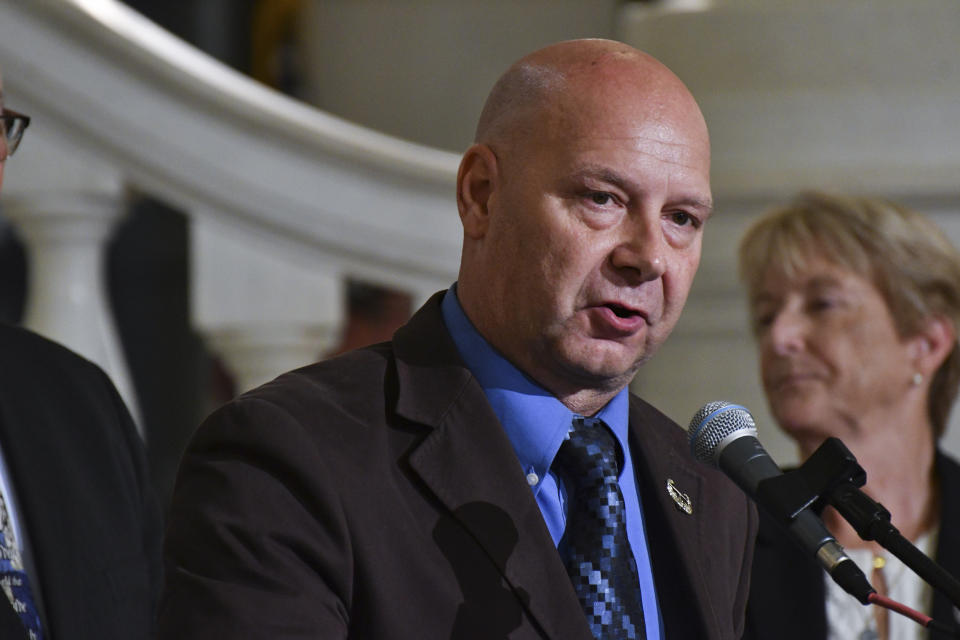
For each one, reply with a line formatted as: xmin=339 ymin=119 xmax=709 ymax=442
xmin=828 ymin=474 xmax=960 ymax=610
xmin=756 ymin=437 xmax=960 ymax=634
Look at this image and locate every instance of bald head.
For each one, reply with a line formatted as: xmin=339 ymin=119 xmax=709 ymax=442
xmin=456 ymin=39 xmax=712 ymax=412
xmin=474 ymin=39 xmax=707 ymax=154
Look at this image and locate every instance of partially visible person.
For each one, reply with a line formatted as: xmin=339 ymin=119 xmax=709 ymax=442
xmin=160 ymin=39 xmax=757 ymax=639
xmin=738 ymin=192 xmax=960 ymax=640
xmin=326 ymin=281 xmax=412 ymax=357
xmin=0 ymin=83 xmax=161 ymax=639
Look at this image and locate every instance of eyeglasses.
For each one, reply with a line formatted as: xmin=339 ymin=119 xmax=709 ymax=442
xmin=0 ymin=108 xmax=30 ymax=161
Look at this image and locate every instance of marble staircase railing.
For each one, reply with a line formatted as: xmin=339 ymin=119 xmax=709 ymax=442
xmin=0 ymin=0 xmax=463 ymax=430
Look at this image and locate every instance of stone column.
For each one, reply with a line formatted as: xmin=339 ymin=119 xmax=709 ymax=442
xmin=2 ymin=128 xmax=142 ymax=435
xmin=191 ymin=214 xmax=345 ymax=395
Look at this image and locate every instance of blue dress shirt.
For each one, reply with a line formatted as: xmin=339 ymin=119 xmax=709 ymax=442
xmin=441 ymin=286 xmax=663 ymax=639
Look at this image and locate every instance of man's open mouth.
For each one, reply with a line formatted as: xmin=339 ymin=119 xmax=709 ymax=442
xmin=606 ymin=303 xmax=638 ymax=319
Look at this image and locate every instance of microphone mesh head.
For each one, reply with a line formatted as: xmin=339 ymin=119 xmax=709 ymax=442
xmin=688 ymin=401 xmax=757 ymax=465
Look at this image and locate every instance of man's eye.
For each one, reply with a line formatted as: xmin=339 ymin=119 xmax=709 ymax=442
xmin=588 ymin=192 xmax=614 ymax=206
xmin=669 ymin=211 xmax=698 ymax=227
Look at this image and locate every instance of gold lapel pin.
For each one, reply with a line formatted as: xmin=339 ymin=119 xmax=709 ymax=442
xmin=666 ymin=478 xmax=693 ymax=515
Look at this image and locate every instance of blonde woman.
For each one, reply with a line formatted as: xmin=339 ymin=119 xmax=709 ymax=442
xmin=739 ymin=193 xmax=960 ymax=640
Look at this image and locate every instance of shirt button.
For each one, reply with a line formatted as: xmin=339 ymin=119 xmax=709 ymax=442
xmin=526 ymin=472 xmax=539 ymax=486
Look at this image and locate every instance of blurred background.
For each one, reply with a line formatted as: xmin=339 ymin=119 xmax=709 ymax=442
xmin=0 ymin=0 xmax=957 ymax=512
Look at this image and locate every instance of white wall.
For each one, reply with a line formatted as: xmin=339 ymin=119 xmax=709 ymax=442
xmin=295 ymin=0 xmax=621 ymax=152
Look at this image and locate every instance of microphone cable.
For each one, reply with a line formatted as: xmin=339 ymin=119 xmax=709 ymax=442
xmin=867 ymin=591 xmax=960 ymax=637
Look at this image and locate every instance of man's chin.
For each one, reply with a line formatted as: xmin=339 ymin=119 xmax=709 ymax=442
xmin=555 ymin=347 xmax=645 ymax=391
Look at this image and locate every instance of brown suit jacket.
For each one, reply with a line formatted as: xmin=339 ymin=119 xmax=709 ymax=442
xmin=159 ymin=292 xmax=757 ymax=639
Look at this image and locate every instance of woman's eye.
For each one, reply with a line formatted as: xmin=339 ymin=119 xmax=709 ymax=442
xmin=753 ymin=314 xmax=774 ymax=330
xmin=809 ymin=297 xmax=837 ymax=312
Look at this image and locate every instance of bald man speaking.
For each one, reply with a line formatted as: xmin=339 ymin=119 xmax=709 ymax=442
xmin=159 ymin=39 xmax=757 ymax=640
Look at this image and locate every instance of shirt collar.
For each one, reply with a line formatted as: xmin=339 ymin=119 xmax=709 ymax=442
xmin=441 ymin=285 xmax=630 ymax=492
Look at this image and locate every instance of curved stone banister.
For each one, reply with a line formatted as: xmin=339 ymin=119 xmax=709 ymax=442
xmin=68 ymin=0 xmax=460 ymax=178
xmin=0 ymin=0 xmax=463 ymax=288
xmin=0 ymin=0 xmax=466 ymax=406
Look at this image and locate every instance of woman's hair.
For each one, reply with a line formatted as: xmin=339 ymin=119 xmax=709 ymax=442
xmin=738 ymin=192 xmax=960 ymax=438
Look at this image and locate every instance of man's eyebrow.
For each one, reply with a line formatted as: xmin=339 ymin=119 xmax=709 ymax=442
xmin=673 ymin=197 xmax=714 ymax=218
xmin=570 ymin=166 xmax=630 ymax=190
xmin=569 ymin=166 xmax=713 ymax=215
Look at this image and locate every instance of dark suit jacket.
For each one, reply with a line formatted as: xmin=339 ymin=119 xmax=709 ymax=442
xmin=743 ymin=451 xmax=960 ymax=640
xmin=160 ymin=292 xmax=757 ymax=639
xmin=0 ymin=324 xmax=161 ymax=640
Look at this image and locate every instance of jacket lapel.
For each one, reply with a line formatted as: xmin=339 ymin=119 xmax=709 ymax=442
xmin=394 ymin=293 xmax=592 ymax=639
xmin=627 ymin=398 xmax=720 ymax=638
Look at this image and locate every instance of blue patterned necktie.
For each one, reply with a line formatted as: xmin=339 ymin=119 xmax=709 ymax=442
xmin=554 ymin=416 xmax=645 ymax=640
xmin=0 ymin=492 xmax=43 ymax=640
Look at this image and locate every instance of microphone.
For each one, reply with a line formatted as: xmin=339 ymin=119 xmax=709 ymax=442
xmin=688 ymin=401 xmax=873 ymax=604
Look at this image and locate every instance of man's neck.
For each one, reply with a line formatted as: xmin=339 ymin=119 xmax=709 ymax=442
xmin=556 ymin=387 xmax=623 ymax=417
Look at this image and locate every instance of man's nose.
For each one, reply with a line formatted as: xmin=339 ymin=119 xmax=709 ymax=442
xmin=609 ymin=216 xmax=667 ymax=283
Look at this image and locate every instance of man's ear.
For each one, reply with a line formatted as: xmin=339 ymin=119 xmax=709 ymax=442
xmin=908 ymin=314 xmax=957 ymax=376
xmin=456 ymin=144 xmax=498 ymax=239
